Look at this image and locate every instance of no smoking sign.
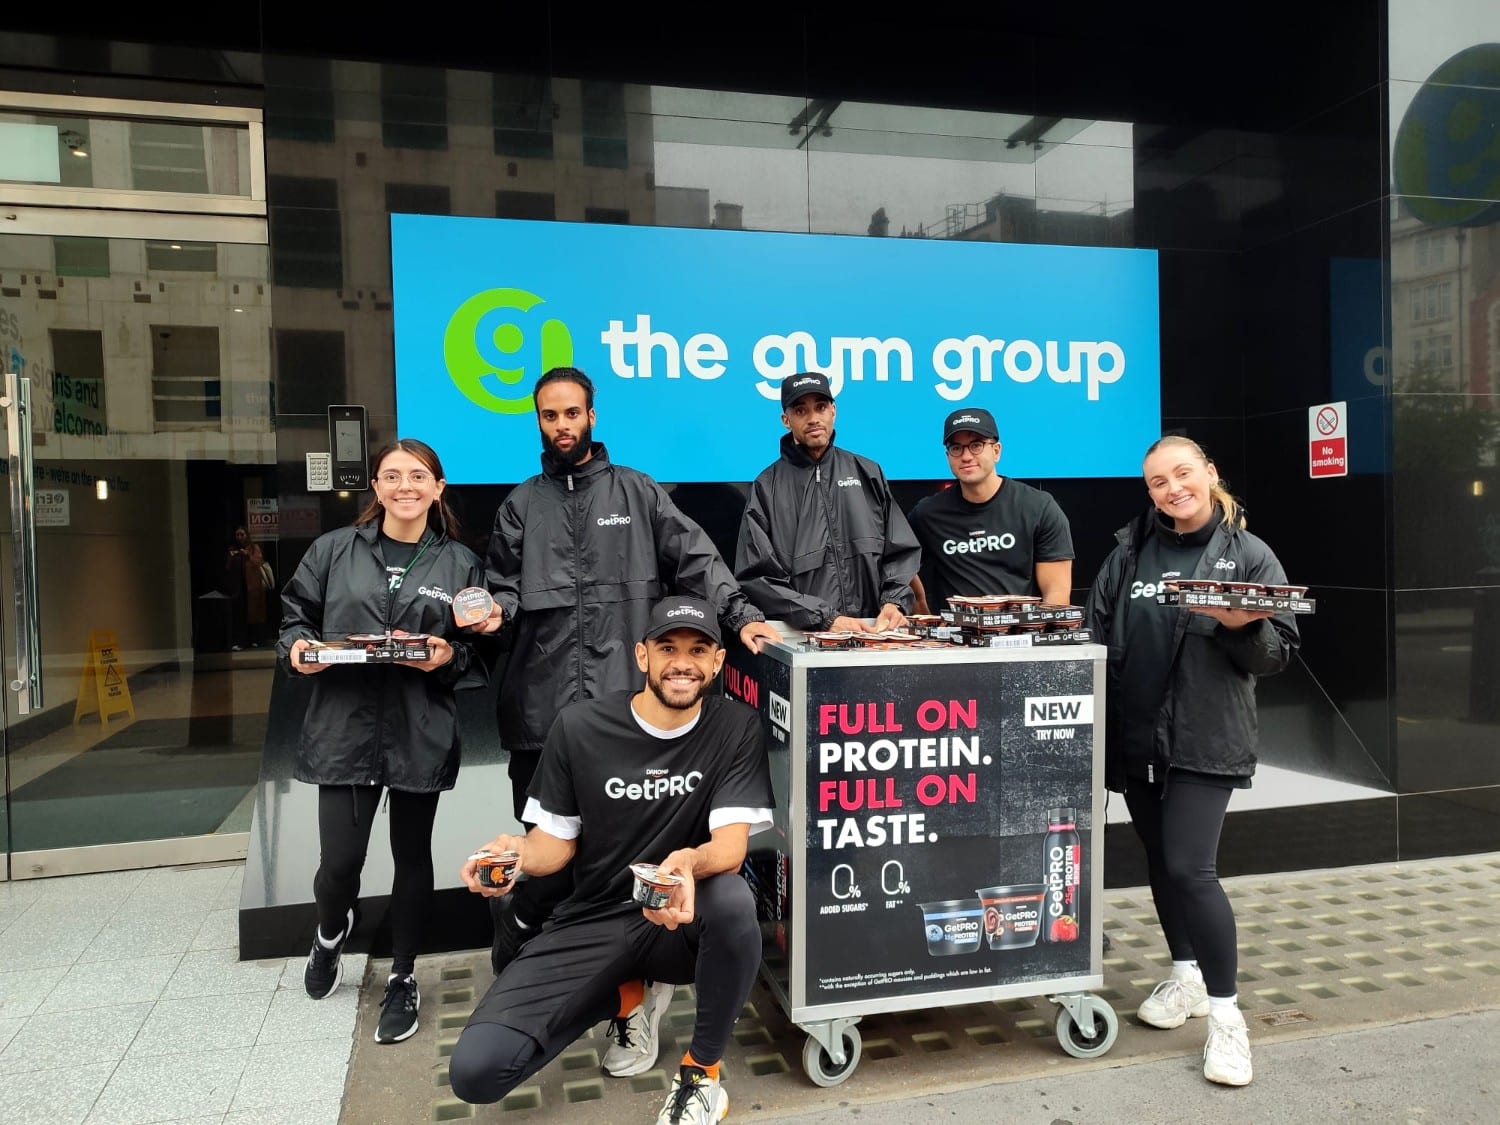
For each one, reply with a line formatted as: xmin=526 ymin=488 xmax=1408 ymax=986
xmin=1308 ymin=401 xmax=1347 ymax=478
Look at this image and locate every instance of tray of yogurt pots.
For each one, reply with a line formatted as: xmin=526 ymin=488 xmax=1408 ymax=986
xmin=1155 ymin=579 xmax=1315 ymax=614
xmin=298 ymin=632 xmax=432 ymax=663
xmin=804 ymin=595 xmax=1095 ymax=651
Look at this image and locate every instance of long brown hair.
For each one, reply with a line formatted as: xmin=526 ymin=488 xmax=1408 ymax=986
xmin=1143 ymin=434 xmax=1244 ymax=529
xmin=355 ymin=438 xmax=462 ymax=539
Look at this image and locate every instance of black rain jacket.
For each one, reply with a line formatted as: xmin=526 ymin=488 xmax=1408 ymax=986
xmin=735 ymin=433 xmax=920 ymax=629
xmin=276 ymin=522 xmax=487 ymax=792
xmin=487 ymin=443 xmax=765 ymax=755
xmin=1084 ymin=507 xmax=1300 ymax=791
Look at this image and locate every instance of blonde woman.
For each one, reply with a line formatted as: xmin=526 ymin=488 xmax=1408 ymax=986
xmin=1085 ymin=436 xmax=1299 ymax=1087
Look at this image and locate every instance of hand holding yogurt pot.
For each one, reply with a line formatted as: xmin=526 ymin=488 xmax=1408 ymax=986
xmin=633 ymin=848 xmax=699 ymax=931
xmin=460 ymin=833 xmax=528 ymax=897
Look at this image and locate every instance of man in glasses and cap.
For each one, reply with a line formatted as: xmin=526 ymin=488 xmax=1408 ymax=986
xmin=909 ymin=407 xmax=1073 ymax=610
xmin=735 ymin=371 xmax=921 ymax=634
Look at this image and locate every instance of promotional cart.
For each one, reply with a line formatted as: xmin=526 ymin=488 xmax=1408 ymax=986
xmin=728 ymin=630 xmax=1115 ymax=1086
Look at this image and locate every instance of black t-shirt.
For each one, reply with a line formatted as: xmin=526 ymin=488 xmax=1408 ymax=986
xmin=527 ymin=692 xmax=775 ymax=920
xmin=908 ymin=478 xmax=1074 ymax=605
xmin=1118 ymin=517 xmax=1214 ymax=776
xmin=378 ymin=530 xmax=426 ymax=590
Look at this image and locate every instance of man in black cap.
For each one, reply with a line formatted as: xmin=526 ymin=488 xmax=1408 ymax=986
xmin=909 ymin=407 xmax=1074 ymax=609
xmin=450 ymin=596 xmax=773 ymax=1125
xmin=735 ymin=371 xmax=921 ymax=633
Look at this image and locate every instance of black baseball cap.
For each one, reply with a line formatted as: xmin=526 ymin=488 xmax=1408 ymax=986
xmin=942 ymin=407 xmax=999 ymax=443
xmin=643 ymin=596 xmax=722 ymax=645
xmin=779 ymin=371 xmax=835 ymax=408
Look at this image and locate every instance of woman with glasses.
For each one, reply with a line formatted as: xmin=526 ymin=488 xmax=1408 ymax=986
xmin=907 ymin=407 xmax=1074 ymax=610
xmin=277 ymin=438 xmax=486 ymax=1045
xmin=1084 ymin=435 xmax=1299 ymax=1087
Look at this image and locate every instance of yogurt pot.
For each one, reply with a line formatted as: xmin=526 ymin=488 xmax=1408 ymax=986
xmin=629 ymin=863 xmax=684 ymax=909
xmin=976 ymin=883 xmax=1045 ymax=950
xmin=469 ymin=849 xmax=520 ymax=889
xmin=917 ymin=898 xmax=984 ymax=956
xmin=453 ymin=586 xmax=495 ymax=626
xmin=808 ymin=631 xmax=856 ymax=649
xmin=1223 ymin=581 xmax=1266 ymax=597
xmin=1265 ymin=583 xmax=1309 ymax=598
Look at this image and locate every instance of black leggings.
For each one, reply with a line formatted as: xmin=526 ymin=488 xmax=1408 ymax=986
xmin=314 ymin=785 xmax=441 ymax=976
xmin=449 ymin=874 xmax=760 ymax=1104
xmin=1122 ymin=775 xmax=1237 ymax=998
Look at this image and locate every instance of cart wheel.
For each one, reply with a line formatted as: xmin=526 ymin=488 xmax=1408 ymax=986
xmin=1055 ymin=999 xmax=1118 ymax=1059
xmin=802 ymin=1026 xmax=862 ymax=1087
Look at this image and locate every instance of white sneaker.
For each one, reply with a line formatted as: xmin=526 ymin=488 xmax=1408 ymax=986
xmin=1203 ymin=1008 xmax=1253 ymax=1086
xmin=602 ymin=981 xmax=674 ymax=1077
xmin=656 ymin=1064 xmax=728 ymax=1124
xmin=1137 ymin=974 xmax=1210 ymax=1029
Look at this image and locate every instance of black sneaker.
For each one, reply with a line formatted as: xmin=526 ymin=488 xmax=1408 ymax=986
xmin=375 ymin=974 xmax=421 ymax=1044
xmin=304 ymin=908 xmax=354 ymax=999
xmin=489 ymin=894 xmax=536 ymax=976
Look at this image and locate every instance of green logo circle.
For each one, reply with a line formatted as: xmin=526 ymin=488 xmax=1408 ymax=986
xmin=442 ymin=287 xmax=574 ymax=414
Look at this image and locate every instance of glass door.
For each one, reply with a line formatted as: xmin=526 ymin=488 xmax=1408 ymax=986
xmin=0 ymin=231 xmax=275 ymax=878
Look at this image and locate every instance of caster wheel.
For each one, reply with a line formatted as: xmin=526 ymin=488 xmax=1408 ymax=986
xmin=802 ymin=1026 xmax=862 ymax=1087
xmin=1056 ymin=999 xmax=1119 ymax=1059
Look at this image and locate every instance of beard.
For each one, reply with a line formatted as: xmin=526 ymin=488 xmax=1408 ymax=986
xmin=647 ymin=668 xmax=712 ymax=711
xmin=542 ymin=421 xmax=593 ymax=466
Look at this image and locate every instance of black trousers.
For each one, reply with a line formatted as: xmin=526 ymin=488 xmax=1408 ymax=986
xmin=449 ymin=874 xmax=760 ymax=1105
xmin=1122 ymin=774 xmax=1238 ymax=998
xmin=313 ymin=784 xmax=441 ymax=974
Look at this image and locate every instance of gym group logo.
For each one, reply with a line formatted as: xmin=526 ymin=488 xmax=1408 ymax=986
xmin=442 ymin=287 xmax=574 ymax=415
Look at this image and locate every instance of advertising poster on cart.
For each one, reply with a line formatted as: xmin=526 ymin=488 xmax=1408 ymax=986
xmin=724 ymin=650 xmax=794 ymax=975
xmin=804 ymin=659 xmax=1094 ymax=1006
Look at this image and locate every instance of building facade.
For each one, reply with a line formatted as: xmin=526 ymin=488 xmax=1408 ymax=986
xmin=1 ymin=4 xmax=1497 ymax=947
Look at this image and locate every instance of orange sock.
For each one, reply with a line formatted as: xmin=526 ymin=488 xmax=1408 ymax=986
xmin=615 ymin=980 xmax=644 ymax=1018
xmin=683 ymin=1051 xmax=720 ymax=1080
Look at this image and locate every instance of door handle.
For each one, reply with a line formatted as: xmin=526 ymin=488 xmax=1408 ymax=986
xmin=4 ymin=372 xmax=43 ymax=714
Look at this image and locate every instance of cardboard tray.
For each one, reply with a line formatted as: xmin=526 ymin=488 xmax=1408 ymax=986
xmin=952 ymin=628 xmax=1095 ymax=648
xmin=942 ymin=605 xmax=1086 ymax=630
xmin=1156 ymin=591 xmax=1316 ymax=614
xmin=299 ymin=637 xmax=432 ymax=664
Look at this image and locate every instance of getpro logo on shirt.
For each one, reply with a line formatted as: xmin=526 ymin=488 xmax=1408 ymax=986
xmin=604 ymin=770 xmax=704 ymax=800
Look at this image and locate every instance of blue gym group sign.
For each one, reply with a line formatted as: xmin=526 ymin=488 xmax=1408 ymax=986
xmin=391 ymin=215 xmax=1161 ymax=484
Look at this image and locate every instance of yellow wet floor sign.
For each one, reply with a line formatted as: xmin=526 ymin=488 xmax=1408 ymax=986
xmin=74 ymin=629 xmax=136 ymax=726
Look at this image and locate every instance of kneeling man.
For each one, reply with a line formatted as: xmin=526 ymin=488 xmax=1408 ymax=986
xmin=450 ymin=596 xmax=773 ymax=1125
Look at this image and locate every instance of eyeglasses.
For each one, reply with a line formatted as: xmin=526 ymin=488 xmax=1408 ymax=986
xmin=944 ymin=439 xmax=995 ymax=458
xmin=376 ymin=470 xmax=433 ymax=487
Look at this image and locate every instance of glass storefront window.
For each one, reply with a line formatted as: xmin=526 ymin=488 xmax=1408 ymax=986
xmin=2 ymin=230 xmax=275 ymax=874
xmin=0 ymin=109 xmax=253 ymax=196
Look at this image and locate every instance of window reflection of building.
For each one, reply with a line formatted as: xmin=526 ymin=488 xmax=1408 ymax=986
xmin=1391 ymin=199 xmax=1500 ymax=401
xmin=263 ymin=64 xmax=658 ymax=422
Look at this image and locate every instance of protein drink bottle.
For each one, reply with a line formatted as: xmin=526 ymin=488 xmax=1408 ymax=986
xmin=1041 ymin=807 xmax=1081 ymax=943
